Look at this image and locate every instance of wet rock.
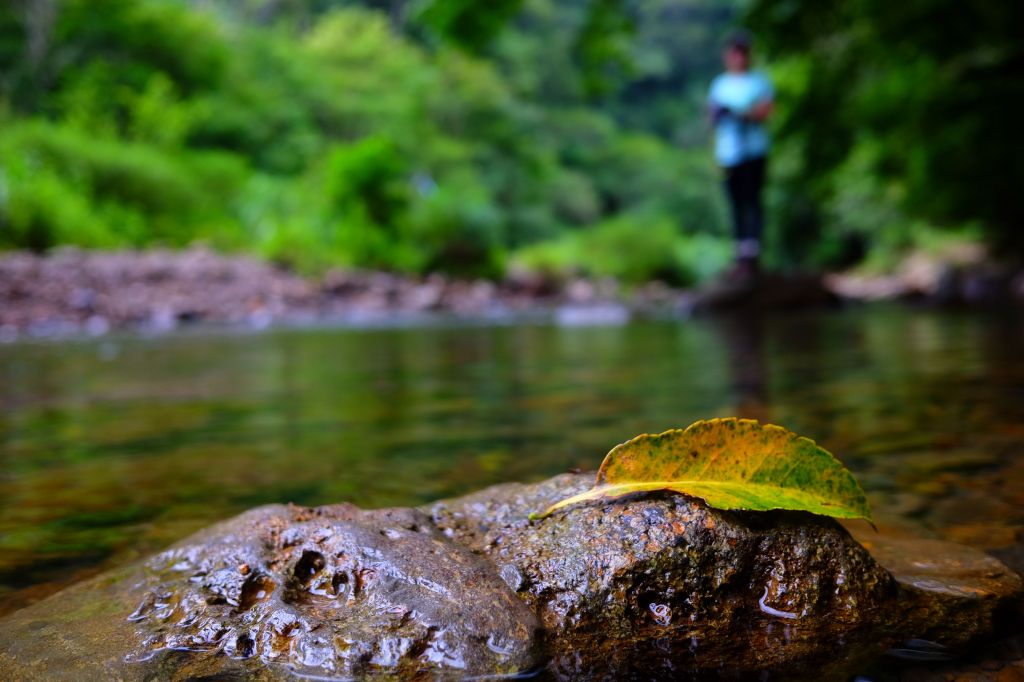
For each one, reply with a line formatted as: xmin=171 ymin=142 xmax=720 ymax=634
xmin=848 ymin=533 xmax=1023 ymax=650
xmin=554 ymin=302 xmax=631 ymax=326
xmin=824 ymin=244 xmax=1024 ymax=307
xmin=0 ymin=503 xmax=539 ymax=680
xmin=0 ymin=474 xmax=1019 ymax=680
xmin=0 ymin=247 xmax=317 ymax=338
xmin=426 ymin=473 xmax=1023 ymax=680
xmin=692 ymin=271 xmax=838 ymax=313
xmin=427 ymin=473 xmax=898 ymax=679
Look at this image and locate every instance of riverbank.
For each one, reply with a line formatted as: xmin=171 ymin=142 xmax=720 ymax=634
xmin=2 ymin=247 xmax=1022 ymax=340
xmin=0 ymin=247 xmax=682 ymax=340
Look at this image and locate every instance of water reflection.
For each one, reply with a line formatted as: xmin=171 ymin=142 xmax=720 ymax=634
xmin=711 ymin=313 xmax=769 ymax=422
xmin=0 ymin=309 xmax=1022 ymax=614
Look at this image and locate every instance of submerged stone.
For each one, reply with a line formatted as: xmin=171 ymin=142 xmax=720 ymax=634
xmin=847 ymin=532 xmax=1023 ymax=650
xmin=0 ymin=473 xmax=1020 ymax=680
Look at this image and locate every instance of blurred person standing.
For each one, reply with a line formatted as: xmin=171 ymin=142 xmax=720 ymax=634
xmin=708 ymin=31 xmax=774 ymax=277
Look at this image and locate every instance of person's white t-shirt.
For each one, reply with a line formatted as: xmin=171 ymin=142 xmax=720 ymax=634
xmin=708 ymin=71 xmax=774 ymax=167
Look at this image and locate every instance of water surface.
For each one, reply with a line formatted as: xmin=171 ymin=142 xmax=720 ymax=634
xmin=1 ymin=307 xmax=1022 ymax=616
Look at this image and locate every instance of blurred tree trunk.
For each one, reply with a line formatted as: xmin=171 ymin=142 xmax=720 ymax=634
xmin=19 ymin=0 xmax=58 ymax=86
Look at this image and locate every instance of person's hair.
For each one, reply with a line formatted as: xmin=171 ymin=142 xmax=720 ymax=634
xmin=724 ymin=29 xmax=753 ymax=54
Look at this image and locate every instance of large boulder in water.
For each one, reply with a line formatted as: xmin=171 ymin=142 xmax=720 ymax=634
xmin=0 ymin=503 xmax=540 ymax=680
xmin=428 ymin=473 xmax=900 ymax=679
xmin=0 ymin=473 xmax=1020 ymax=680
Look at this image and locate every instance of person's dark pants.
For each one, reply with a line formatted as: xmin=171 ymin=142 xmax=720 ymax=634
xmin=723 ymin=156 xmax=766 ymax=264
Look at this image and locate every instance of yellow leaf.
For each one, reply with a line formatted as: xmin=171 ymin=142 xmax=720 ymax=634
xmin=532 ymin=418 xmax=872 ymax=521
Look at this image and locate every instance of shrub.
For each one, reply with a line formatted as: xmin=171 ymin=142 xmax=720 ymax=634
xmin=514 ymin=212 xmax=731 ymax=286
xmin=0 ymin=121 xmax=246 ymax=250
xmin=0 ymin=158 xmax=117 ymax=250
xmin=404 ymin=170 xmax=505 ymax=278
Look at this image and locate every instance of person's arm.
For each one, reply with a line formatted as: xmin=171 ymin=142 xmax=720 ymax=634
xmin=707 ymin=77 xmax=732 ymax=124
xmin=744 ymin=74 xmax=774 ymax=122
xmin=746 ymin=99 xmax=773 ymax=122
xmin=709 ymin=102 xmax=733 ymax=124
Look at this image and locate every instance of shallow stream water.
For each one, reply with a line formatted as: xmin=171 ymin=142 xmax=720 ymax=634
xmin=1 ymin=307 xmax=1021 ymax=648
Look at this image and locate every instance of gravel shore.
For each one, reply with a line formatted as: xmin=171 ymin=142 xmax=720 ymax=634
xmin=0 ymin=247 xmax=687 ymax=340
xmin=2 ymin=247 xmax=1020 ymax=341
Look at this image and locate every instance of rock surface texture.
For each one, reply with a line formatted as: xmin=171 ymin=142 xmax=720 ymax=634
xmin=0 ymin=473 xmax=1021 ymax=680
xmin=0 ymin=504 xmax=540 ymax=681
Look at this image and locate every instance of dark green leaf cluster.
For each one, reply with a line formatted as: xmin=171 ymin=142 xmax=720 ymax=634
xmin=746 ymin=0 xmax=1024 ymax=263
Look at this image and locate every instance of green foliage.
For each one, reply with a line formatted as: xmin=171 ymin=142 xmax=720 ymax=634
xmin=534 ymin=418 xmax=872 ymax=521
xmin=0 ymin=121 xmax=247 ymax=250
xmin=302 ymin=9 xmax=432 ymax=140
xmin=326 ymin=136 xmax=411 ymax=233
xmin=0 ymin=0 xmax=227 ymax=113
xmin=747 ymin=0 xmax=1024 ymax=261
xmin=514 ymin=213 xmax=730 ymax=286
xmin=5 ymin=0 xmax=1005 ymax=278
xmin=573 ymin=0 xmax=634 ymax=99
xmin=0 ymin=0 xmax=744 ymax=279
xmin=413 ymin=0 xmax=525 ymax=53
xmin=405 ymin=172 xmax=505 ymax=278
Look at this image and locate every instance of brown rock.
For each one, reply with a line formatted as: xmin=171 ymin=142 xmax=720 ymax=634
xmin=0 ymin=503 xmax=540 ymax=680
xmin=0 ymin=473 xmax=1019 ymax=680
xmin=848 ymin=532 xmax=1023 ymax=650
xmin=428 ymin=473 xmax=899 ymax=679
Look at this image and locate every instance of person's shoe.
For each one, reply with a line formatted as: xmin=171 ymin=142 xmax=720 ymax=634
xmin=728 ymin=258 xmax=760 ymax=283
